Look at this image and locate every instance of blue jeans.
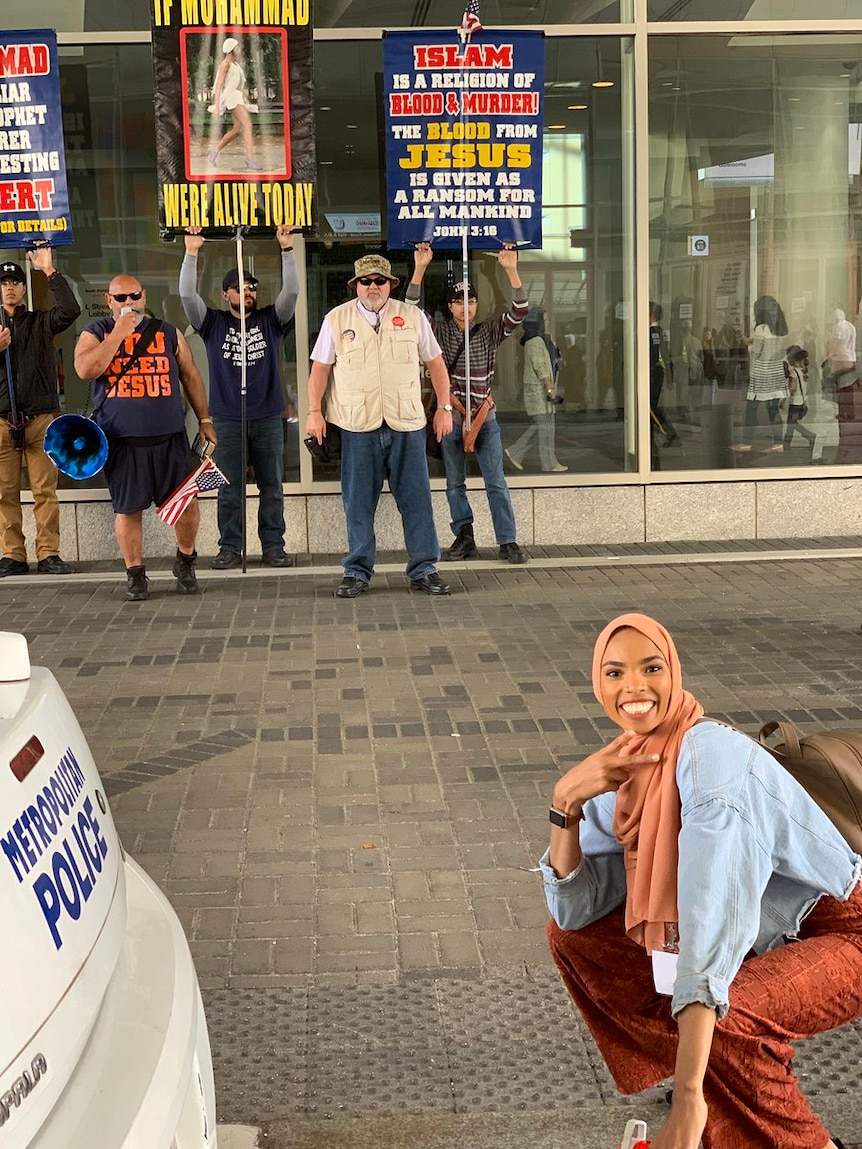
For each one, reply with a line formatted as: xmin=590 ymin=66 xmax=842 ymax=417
xmin=340 ymin=426 xmax=440 ymax=582
xmin=213 ymin=416 xmax=285 ymax=552
xmin=441 ymin=417 xmax=517 ymax=544
xmin=742 ymin=398 xmax=783 ymax=446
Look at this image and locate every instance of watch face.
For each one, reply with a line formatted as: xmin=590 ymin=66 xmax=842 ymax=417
xmin=549 ymin=807 xmax=568 ymax=829
xmin=443 ymin=403 xmax=453 ymax=411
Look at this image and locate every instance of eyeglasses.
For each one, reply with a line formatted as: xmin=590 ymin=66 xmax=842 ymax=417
xmin=358 ymin=277 xmax=390 ymax=287
xmin=110 ymin=290 xmax=144 ymax=303
xmin=229 ymin=282 xmax=258 ymax=292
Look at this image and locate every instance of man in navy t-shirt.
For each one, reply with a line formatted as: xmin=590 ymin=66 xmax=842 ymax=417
xmin=180 ymin=225 xmax=298 ymax=569
xmin=74 ymin=273 xmax=216 ymax=602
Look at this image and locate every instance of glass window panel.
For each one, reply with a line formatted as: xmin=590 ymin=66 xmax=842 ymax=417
xmin=306 ymin=36 xmax=635 ymax=480
xmin=648 ymin=1 xmax=861 ymax=20
xmin=2 ymin=44 xmax=301 ymax=494
xmin=316 ymin=1 xmax=626 ymax=29
xmin=649 ymin=34 xmax=862 ymax=472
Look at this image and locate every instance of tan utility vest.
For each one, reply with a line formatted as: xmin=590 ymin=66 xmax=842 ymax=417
xmin=325 ymin=299 xmax=425 ymax=433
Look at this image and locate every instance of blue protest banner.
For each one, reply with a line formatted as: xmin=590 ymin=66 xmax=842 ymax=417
xmin=0 ymin=30 xmax=74 ymax=247
xmin=383 ymin=30 xmax=544 ymax=251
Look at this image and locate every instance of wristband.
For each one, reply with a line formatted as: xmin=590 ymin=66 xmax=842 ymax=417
xmin=199 ymin=417 xmax=214 ymax=425
xmin=308 ymin=409 xmax=321 ymax=413
xmin=549 ymin=805 xmax=584 ymax=830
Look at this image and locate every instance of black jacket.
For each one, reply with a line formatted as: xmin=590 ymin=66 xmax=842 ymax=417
xmin=0 ymin=273 xmax=81 ymax=417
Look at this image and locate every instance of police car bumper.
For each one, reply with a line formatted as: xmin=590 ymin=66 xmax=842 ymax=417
xmin=29 ymin=855 xmax=217 ymax=1148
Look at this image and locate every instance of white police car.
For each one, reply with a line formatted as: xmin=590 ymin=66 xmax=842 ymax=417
xmin=0 ymin=632 xmax=217 ymax=1148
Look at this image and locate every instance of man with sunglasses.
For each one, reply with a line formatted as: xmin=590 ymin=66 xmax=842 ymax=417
xmin=180 ymin=225 xmax=298 ymax=570
xmin=307 ymin=254 xmax=453 ymax=598
xmin=75 ymin=274 xmax=215 ymax=601
xmin=406 ymin=243 xmax=529 ymax=564
xmin=0 ymin=247 xmax=80 ymax=578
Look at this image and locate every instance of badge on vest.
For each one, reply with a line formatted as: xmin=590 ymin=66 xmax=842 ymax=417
xmin=392 ymin=316 xmax=405 ymax=328
xmin=342 ymin=329 xmax=356 ymax=343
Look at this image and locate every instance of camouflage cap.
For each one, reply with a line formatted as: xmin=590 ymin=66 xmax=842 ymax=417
xmin=348 ymin=254 xmax=400 ymax=286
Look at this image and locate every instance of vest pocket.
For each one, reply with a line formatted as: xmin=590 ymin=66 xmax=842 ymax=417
xmin=391 ymin=333 xmax=419 ymax=365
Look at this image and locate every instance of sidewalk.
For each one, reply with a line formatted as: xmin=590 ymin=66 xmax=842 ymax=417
xmin=3 ymin=540 xmax=862 ymax=1148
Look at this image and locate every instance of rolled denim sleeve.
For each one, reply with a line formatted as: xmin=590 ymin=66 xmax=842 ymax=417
xmin=672 ymin=731 xmax=773 ymax=1020
xmin=539 ymin=792 xmax=627 ymax=931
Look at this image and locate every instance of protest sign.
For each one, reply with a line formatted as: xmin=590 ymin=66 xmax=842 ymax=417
xmin=151 ymin=0 xmax=316 ymax=237
xmin=0 ymin=30 xmax=75 ymax=247
xmin=383 ymin=30 xmax=544 ymax=250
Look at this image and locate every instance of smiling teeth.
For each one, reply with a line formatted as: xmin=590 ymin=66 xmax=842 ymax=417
xmin=621 ymin=701 xmax=654 ymax=714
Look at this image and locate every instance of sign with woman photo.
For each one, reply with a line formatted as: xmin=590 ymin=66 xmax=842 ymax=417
xmin=150 ymin=0 xmax=316 ymax=238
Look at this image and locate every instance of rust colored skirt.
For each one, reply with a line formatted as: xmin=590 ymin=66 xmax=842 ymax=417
xmin=547 ymin=883 xmax=862 ymax=1149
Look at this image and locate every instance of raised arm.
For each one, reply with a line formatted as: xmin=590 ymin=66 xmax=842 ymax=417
xmin=405 ymin=242 xmax=433 ymax=306
xmin=273 ymin=225 xmax=299 ymax=324
xmin=180 ymin=230 xmax=208 ymax=330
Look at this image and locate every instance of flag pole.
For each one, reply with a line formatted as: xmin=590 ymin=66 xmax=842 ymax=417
xmin=458 ymin=9 xmax=476 ymax=433
xmin=235 ymin=226 xmax=248 ymax=574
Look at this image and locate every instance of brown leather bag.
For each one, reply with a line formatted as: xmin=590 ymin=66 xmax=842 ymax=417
xmin=451 ymin=393 xmax=494 ymax=453
xmin=758 ymin=721 xmax=862 ymax=853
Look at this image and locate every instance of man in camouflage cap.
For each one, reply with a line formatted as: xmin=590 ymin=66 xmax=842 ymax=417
xmin=307 ymin=253 xmax=454 ymax=598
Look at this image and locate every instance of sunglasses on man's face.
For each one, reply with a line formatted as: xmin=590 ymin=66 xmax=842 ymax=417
xmin=358 ymin=277 xmax=390 ymax=287
xmin=111 ymin=290 xmax=144 ymax=303
xmin=229 ymin=282 xmax=258 ymax=293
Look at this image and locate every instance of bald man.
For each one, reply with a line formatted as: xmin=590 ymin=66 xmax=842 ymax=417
xmin=75 ymin=274 xmax=216 ymax=601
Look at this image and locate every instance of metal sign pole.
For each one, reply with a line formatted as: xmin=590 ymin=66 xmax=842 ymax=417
xmin=235 ymin=228 xmax=248 ymax=574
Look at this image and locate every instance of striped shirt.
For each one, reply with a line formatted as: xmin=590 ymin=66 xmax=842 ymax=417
xmin=405 ymin=284 xmax=529 ymax=413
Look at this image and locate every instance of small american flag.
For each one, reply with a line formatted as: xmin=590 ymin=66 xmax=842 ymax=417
xmin=157 ymin=458 xmax=229 ymax=527
xmin=460 ymin=0 xmax=482 ymax=35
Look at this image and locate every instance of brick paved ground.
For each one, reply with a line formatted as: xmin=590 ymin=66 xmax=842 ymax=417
xmin=3 ymin=543 xmax=862 ymax=1147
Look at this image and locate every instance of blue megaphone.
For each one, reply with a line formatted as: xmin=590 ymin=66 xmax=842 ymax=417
xmin=43 ymin=414 xmax=109 ymax=480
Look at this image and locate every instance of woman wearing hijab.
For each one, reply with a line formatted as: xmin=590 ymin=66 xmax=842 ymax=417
xmin=540 ymin=614 xmax=862 ymax=1149
xmin=207 ymin=37 xmax=261 ymax=171
xmin=505 ymin=308 xmax=567 ymax=473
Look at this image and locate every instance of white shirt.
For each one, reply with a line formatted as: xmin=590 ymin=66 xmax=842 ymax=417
xmin=311 ymin=299 xmax=441 ymax=365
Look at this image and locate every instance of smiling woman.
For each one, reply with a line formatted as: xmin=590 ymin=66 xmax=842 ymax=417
xmin=539 ymin=612 xmax=862 ymax=1149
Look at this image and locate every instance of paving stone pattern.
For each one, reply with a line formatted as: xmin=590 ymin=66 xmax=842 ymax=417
xmin=3 ymin=545 xmax=862 ymax=1137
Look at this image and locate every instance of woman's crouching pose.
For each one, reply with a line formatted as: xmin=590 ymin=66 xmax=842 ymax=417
xmin=540 ymin=613 xmax=862 ymax=1149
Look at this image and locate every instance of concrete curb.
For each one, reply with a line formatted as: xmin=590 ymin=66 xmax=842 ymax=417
xmin=217 ymin=1126 xmax=261 ymax=1149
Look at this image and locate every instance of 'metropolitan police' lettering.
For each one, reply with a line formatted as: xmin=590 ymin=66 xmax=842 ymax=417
xmin=0 ymin=748 xmax=110 ymax=950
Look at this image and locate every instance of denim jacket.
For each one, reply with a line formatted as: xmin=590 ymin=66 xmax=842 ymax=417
xmin=540 ymin=721 xmax=862 ymax=1020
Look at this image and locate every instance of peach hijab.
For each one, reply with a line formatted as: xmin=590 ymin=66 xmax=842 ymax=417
xmin=591 ymin=613 xmax=703 ymax=953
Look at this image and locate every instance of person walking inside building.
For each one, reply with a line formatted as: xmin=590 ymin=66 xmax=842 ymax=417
xmin=180 ymin=225 xmax=298 ymax=569
xmin=406 ymin=242 xmax=529 ymax=563
xmin=0 ymin=248 xmax=80 ymax=577
xmin=306 ymin=253 xmax=453 ymax=598
xmin=506 ymin=307 xmax=568 ymax=475
xmin=74 ymin=273 xmax=216 ymax=601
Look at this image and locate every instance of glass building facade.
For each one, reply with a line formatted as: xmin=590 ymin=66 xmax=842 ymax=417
xmin=4 ymin=0 xmax=862 ymax=543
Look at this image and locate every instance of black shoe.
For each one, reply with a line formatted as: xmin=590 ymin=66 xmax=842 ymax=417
xmin=172 ymin=548 xmax=199 ymax=594
xmin=210 ymin=547 xmax=242 ymax=570
xmin=262 ymin=548 xmax=293 ymax=567
xmin=36 ymin=554 xmax=72 ymax=575
xmin=335 ymin=576 xmax=368 ymax=599
xmin=409 ymin=572 xmax=451 ymax=596
xmin=444 ymin=526 xmax=479 ymax=561
xmin=125 ymin=565 xmax=149 ymax=601
xmin=498 ymin=542 xmax=529 ymax=564
xmin=0 ymin=556 xmax=29 ymax=577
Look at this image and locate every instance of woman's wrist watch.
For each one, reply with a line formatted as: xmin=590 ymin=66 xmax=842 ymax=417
xmin=549 ymin=805 xmax=584 ymax=829
xmin=442 ymin=403 xmax=454 ymax=412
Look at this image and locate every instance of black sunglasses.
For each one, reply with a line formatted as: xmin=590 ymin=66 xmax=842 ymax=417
xmin=110 ymin=290 xmax=144 ymax=303
xmin=358 ymin=277 xmax=390 ymax=287
xmin=228 ymin=281 xmax=258 ymax=292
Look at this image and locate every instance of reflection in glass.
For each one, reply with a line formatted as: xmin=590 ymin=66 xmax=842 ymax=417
xmin=649 ymin=34 xmax=862 ymax=471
